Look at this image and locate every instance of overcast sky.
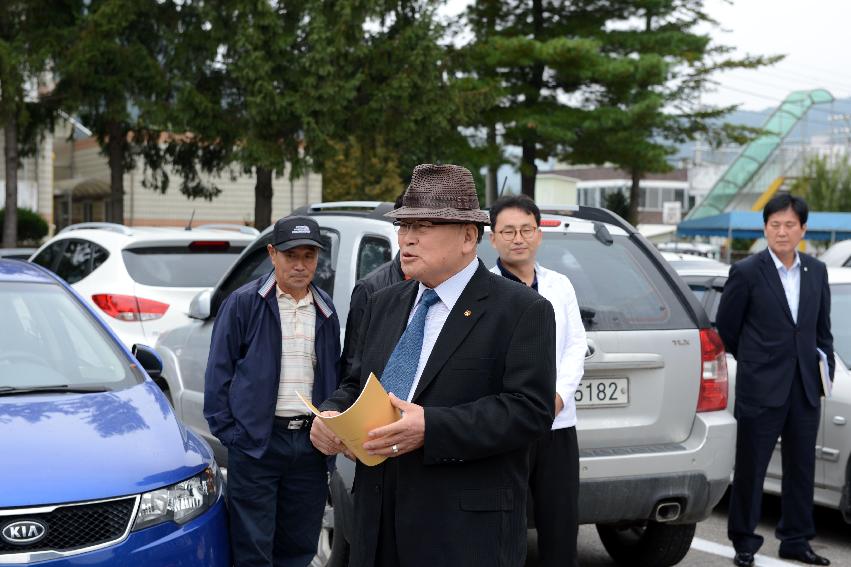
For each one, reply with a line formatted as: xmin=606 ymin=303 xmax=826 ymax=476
xmin=441 ymin=0 xmax=851 ymax=112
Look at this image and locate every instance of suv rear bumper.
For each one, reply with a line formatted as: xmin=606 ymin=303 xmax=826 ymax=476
xmin=578 ymin=411 xmax=736 ymax=525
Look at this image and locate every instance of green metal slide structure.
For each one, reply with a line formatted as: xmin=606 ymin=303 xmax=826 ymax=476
xmin=686 ymin=89 xmax=834 ymax=220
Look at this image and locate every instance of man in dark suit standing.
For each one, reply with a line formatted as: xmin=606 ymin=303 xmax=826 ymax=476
xmin=716 ymin=194 xmax=834 ymax=567
xmin=310 ymin=164 xmax=556 ymax=567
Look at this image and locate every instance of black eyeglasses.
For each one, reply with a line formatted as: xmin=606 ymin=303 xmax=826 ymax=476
xmin=393 ymin=221 xmax=460 ymax=235
xmin=496 ymin=226 xmax=538 ymax=241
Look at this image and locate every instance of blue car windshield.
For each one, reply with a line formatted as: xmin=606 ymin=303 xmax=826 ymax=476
xmin=0 ymin=282 xmax=143 ymax=389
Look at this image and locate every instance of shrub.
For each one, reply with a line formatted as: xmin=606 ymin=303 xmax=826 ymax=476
xmin=0 ymin=207 xmax=49 ymax=245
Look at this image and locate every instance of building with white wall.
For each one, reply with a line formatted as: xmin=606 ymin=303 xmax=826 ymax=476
xmin=51 ymin=121 xmax=321 ymax=230
xmin=0 ymin=131 xmax=53 ymax=223
xmin=2 ymin=119 xmax=321 ymax=237
xmin=551 ymin=165 xmax=689 ymax=224
xmin=534 ymin=172 xmax=579 ymax=209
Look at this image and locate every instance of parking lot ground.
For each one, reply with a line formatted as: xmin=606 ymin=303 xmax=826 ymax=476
xmin=527 ymin=493 xmax=851 ymax=566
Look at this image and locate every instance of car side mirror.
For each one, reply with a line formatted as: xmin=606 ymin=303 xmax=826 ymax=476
xmin=188 ymin=289 xmax=212 ymax=320
xmin=132 ymin=344 xmax=163 ymax=379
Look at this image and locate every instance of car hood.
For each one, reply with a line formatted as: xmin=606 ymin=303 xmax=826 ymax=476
xmin=0 ymin=381 xmax=212 ymax=508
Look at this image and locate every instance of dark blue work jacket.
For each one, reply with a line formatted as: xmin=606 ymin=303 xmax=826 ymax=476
xmin=204 ymin=271 xmax=341 ymax=458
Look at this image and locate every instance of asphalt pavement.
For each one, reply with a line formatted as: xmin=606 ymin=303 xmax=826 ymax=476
xmin=527 ymin=493 xmax=851 ymax=566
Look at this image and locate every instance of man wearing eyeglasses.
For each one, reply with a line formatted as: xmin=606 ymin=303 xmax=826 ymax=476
xmin=489 ymin=194 xmax=586 ymax=567
xmin=310 ymin=164 xmax=556 ymax=567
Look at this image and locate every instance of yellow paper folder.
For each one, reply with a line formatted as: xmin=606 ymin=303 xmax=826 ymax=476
xmin=297 ymin=373 xmax=401 ymax=466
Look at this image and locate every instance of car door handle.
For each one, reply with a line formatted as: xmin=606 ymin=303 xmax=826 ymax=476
xmin=819 ymin=447 xmax=840 ymax=462
xmin=833 ymin=416 xmax=846 ymax=426
xmin=584 ymin=352 xmax=665 ymax=370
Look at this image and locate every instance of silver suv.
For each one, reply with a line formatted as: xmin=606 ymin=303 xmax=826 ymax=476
xmin=154 ymin=202 xmax=397 ymax=462
xmin=155 ymin=202 xmax=735 ymax=567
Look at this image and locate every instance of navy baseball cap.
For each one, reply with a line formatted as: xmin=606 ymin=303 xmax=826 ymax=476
xmin=272 ymin=216 xmax=325 ymax=252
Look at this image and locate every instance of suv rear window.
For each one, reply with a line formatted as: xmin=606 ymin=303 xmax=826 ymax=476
xmin=478 ymin=232 xmax=694 ymax=331
xmin=122 ymin=244 xmax=246 ymax=287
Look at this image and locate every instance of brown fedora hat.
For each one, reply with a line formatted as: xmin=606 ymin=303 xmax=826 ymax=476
xmin=385 ymin=164 xmax=490 ymax=224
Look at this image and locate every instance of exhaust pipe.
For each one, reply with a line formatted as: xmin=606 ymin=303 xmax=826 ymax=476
xmin=654 ymin=500 xmax=682 ymax=522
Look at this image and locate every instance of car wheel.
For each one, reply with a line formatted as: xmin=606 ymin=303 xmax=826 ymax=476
xmin=596 ymin=521 xmax=695 ymax=567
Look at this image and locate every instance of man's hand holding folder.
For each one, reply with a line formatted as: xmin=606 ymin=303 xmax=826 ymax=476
xmin=305 ymin=374 xmax=416 ymax=466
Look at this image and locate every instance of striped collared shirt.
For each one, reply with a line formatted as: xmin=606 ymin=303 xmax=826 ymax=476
xmin=275 ymin=285 xmax=317 ymax=416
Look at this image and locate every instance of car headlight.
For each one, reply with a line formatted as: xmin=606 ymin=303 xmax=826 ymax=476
xmin=132 ymin=462 xmax=223 ymax=531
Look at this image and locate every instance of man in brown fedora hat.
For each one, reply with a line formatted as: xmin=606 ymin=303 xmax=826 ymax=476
xmin=311 ymin=164 xmax=557 ymax=567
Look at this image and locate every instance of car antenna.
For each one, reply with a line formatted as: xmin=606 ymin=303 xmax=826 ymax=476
xmin=185 ymin=209 xmax=195 ymax=231
xmin=498 ymin=176 xmax=508 ymax=197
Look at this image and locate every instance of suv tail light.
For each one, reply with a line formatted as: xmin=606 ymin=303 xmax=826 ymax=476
xmin=188 ymin=240 xmax=230 ymax=252
xmin=697 ymin=328 xmax=728 ymax=412
xmin=92 ymin=294 xmax=169 ymax=321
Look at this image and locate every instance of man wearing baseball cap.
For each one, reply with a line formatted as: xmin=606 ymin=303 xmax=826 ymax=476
xmin=205 ymin=215 xmax=341 ymax=567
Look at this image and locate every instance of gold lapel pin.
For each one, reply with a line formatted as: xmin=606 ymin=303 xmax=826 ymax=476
xmin=464 ymin=309 xmax=472 ymax=317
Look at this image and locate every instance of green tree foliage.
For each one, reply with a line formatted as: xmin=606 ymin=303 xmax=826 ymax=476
xmin=461 ymin=0 xmax=610 ymax=197
xmin=0 ymin=207 xmax=49 ymax=244
xmin=0 ymin=1 xmax=78 ymax=246
xmin=461 ymin=0 xmax=775 ymax=221
xmin=321 ymin=0 xmax=492 ymax=202
xmin=323 ymin=137 xmax=405 ymax=202
xmin=566 ymin=0 xmax=778 ymax=224
xmin=604 ymin=189 xmax=630 ymax=220
xmin=54 ymin=0 xmax=182 ymax=224
xmin=167 ymin=0 xmax=370 ymax=229
xmin=731 ymin=237 xmax=755 ymax=251
xmin=791 ymin=154 xmax=851 ymax=212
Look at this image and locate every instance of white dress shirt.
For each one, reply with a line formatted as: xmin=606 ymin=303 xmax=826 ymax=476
xmin=405 ymin=257 xmax=479 ymax=401
xmin=491 ymin=263 xmax=587 ymax=429
xmin=768 ymin=248 xmax=801 ymax=324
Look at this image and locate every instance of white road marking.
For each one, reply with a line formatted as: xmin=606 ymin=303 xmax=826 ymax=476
xmin=691 ymin=537 xmax=797 ymax=566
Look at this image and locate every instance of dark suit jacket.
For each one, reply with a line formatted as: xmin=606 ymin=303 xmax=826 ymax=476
xmin=716 ymin=249 xmax=834 ymax=408
xmin=342 ymin=253 xmax=405 ymax=378
xmin=321 ymin=261 xmax=556 ymax=567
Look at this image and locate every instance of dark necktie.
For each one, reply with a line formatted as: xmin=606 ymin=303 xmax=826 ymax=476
xmin=381 ymin=289 xmax=440 ymax=400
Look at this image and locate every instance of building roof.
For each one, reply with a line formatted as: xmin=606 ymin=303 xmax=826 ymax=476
xmin=548 ymin=166 xmax=687 ymax=183
xmin=677 ymin=211 xmax=851 ymax=241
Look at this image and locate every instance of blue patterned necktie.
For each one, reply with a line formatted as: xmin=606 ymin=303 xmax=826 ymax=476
xmin=381 ymin=289 xmax=441 ymax=400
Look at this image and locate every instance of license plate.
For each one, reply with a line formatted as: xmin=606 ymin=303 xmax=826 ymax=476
xmin=574 ymin=377 xmax=629 ymax=408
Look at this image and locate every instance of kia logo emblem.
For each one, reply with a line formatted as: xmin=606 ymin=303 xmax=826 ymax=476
xmin=1 ymin=520 xmax=48 ymax=545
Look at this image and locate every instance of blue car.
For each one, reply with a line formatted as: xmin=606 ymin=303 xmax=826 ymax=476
xmin=0 ymin=260 xmax=229 ymax=565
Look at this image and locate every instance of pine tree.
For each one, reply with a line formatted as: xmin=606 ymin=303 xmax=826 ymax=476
xmin=462 ymin=0 xmax=610 ymax=197
xmin=566 ymin=0 xmax=778 ymax=224
xmin=321 ymin=0 xmax=493 ymax=201
xmin=167 ymin=0 xmax=370 ymax=229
